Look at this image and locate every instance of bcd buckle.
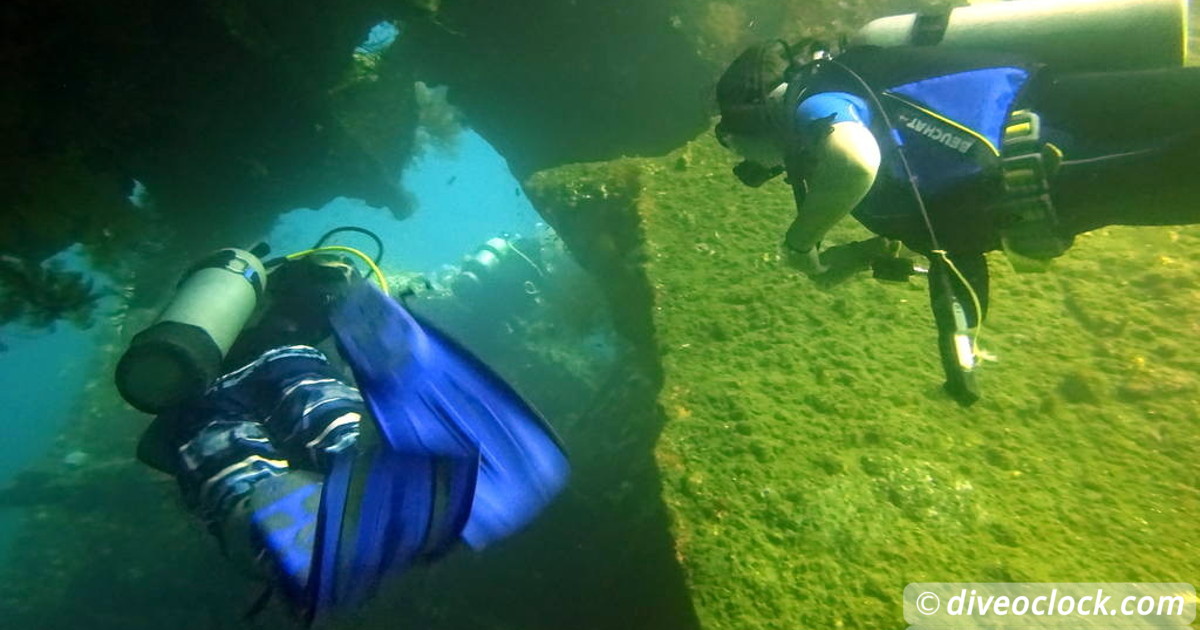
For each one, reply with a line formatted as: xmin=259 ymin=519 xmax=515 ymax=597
xmin=996 ymin=110 xmax=1071 ymax=271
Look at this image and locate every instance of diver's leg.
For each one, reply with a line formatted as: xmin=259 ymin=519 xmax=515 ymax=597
xmin=1052 ymin=137 xmax=1200 ymax=234
xmin=253 ymin=348 xmax=363 ymax=472
xmin=1029 ymin=66 xmax=1200 ymax=234
xmin=175 ymin=416 xmax=291 ymax=531
xmin=221 ymin=470 xmax=322 ymax=607
xmin=175 ymin=413 xmax=319 ymax=600
xmin=210 ymin=344 xmax=363 ymax=473
xmin=174 ymin=349 xmax=350 ymax=608
xmin=927 ymin=252 xmax=989 ymax=405
xmin=1030 ymin=67 xmax=1200 ymax=151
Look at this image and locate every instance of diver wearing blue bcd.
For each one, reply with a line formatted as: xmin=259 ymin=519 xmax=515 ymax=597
xmin=716 ymin=39 xmax=1200 ymax=404
xmin=783 ymin=45 xmax=1042 ymax=254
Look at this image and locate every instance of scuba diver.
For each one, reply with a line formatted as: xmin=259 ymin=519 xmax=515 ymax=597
xmin=114 ymin=228 xmax=569 ymax=622
xmin=714 ymin=0 xmax=1200 ymax=404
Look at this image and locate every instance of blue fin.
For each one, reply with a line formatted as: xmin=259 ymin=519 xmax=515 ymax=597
xmin=306 ymin=282 xmax=569 ymax=620
xmin=307 ymin=449 xmax=476 ymax=620
xmin=245 ymin=474 xmax=322 ymax=606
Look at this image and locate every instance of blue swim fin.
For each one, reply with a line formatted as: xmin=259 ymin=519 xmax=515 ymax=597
xmin=306 ymin=281 xmax=569 ymax=619
xmin=307 ymin=448 xmax=476 ymax=620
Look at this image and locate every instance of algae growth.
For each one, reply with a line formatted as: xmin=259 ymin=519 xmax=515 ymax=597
xmin=2 ymin=1 xmax=1198 ymax=628
xmin=530 ymin=133 xmax=1200 ymax=629
xmin=5 ymin=123 xmax=1197 ymax=630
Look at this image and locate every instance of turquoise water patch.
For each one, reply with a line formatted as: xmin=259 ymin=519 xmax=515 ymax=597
xmin=268 ymin=129 xmax=542 ymax=274
xmin=0 ymin=245 xmax=114 ymax=565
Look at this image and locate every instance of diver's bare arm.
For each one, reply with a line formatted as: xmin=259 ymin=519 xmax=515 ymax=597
xmin=784 ymin=121 xmax=881 ymax=253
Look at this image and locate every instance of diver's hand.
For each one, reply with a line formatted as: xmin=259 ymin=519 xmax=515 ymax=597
xmin=783 ymin=243 xmax=829 ymax=277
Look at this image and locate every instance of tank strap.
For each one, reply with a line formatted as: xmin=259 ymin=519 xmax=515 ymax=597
xmin=994 ymin=109 xmax=1073 ymax=272
xmin=182 ymin=249 xmax=267 ymax=302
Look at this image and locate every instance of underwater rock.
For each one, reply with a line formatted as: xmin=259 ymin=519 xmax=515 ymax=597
xmin=3 ymin=0 xmax=895 ymax=330
xmin=526 ymin=159 xmax=656 ymax=347
xmin=3 ymin=0 xmax=420 ymax=305
xmin=398 ymin=0 xmax=714 ymax=175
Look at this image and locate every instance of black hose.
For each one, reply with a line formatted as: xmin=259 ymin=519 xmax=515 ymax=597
xmin=313 ymin=226 xmax=385 ymax=265
xmin=313 ymin=226 xmax=385 ymax=281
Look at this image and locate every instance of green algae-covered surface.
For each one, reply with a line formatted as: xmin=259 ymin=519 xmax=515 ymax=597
xmin=601 ymin=136 xmax=1199 ymax=629
xmin=1 ymin=131 xmax=1197 ymax=630
xmin=9 ymin=135 xmax=1195 ymax=630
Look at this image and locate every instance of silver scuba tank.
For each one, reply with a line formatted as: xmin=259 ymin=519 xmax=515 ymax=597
xmin=115 ymin=248 xmax=267 ymax=413
xmin=453 ymin=237 xmax=516 ymax=293
xmin=850 ymin=0 xmax=1188 ymax=72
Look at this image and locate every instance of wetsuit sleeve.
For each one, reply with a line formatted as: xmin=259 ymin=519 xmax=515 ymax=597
xmin=784 ymin=92 xmax=880 ymax=253
xmin=795 ymin=92 xmax=872 ymax=134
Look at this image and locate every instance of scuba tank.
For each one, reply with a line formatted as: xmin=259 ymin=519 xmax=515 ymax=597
xmin=116 ymin=247 xmax=267 ymax=414
xmin=453 ymin=236 xmax=543 ymax=298
xmin=458 ymin=237 xmax=516 ymax=286
xmin=117 ymin=229 xmax=387 ymax=415
xmin=851 ymin=0 xmax=1188 ymax=72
